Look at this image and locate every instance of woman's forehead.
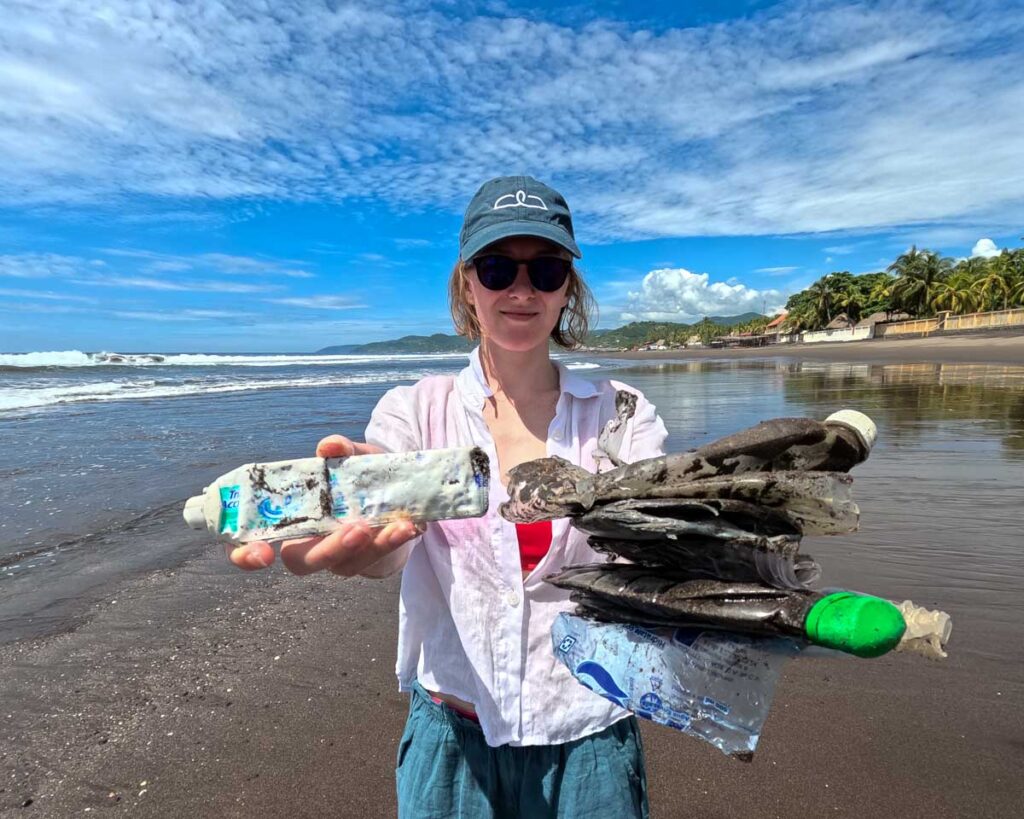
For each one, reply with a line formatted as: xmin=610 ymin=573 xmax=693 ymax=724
xmin=481 ymin=236 xmax=568 ymax=257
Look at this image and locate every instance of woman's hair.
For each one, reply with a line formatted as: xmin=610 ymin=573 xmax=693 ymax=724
xmin=448 ymin=259 xmax=597 ymax=350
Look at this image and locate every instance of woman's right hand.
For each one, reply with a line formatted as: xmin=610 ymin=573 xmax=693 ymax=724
xmin=224 ymin=434 xmax=422 ymax=576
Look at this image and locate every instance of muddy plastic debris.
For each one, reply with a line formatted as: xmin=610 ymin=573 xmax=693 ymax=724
xmin=547 ymin=564 xmax=907 ymax=658
xmin=183 ymin=446 xmax=489 ymax=543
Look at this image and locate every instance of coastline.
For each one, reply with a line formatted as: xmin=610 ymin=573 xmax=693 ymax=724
xmin=595 ymin=331 xmax=1024 ymax=365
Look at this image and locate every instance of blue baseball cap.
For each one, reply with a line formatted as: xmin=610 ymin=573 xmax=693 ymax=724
xmin=459 ymin=176 xmax=582 ymax=261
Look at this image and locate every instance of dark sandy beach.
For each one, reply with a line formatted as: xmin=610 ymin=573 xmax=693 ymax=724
xmin=2 ymin=526 xmax=1020 ymax=818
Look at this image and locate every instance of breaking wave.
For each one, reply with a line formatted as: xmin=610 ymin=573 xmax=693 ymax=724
xmin=0 ymin=371 xmax=436 ymax=413
xmin=0 ymin=350 xmax=471 ymax=370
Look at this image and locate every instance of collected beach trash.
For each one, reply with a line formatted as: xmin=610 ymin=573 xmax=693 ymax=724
xmin=552 ymin=614 xmax=800 ymax=761
xmin=546 ymin=565 xmax=906 ymax=658
xmin=183 ymin=446 xmax=489 ymax=543
xmin=893 ymin=600 xmax=953 ymax=659
xmin=499 ymin=404 xmax=951 ymax=758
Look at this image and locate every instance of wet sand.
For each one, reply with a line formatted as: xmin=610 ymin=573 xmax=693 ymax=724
xmin=2 ymin=525 xmax=1021 ymax=818
xmin=599 ymin=331 xmax=1024 ymax=365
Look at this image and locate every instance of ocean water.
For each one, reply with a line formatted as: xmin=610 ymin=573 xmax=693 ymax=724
xmin=2 ymin=351 xmax=1023 ymax=659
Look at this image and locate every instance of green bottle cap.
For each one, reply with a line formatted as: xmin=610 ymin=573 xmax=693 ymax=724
xmin=804 ymin=592 xmax=906 ymax=658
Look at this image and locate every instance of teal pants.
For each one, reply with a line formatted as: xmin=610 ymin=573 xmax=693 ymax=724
xmin=396 ymin=682 xmax=649 ymax=818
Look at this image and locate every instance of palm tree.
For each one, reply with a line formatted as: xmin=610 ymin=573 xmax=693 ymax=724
xmin=805 ymin=276 xmax=838 ymax=328
xmin=975 ymin=266 xmax=1012 ymax=311
xmin=931 ymin=271 xmax=979 ymax=314
xmin=888 ymin=247 xmax=953 ymax=316
xmin=865 ymin=273 xmax=896 ymax=317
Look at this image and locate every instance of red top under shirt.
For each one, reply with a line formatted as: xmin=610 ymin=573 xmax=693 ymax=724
xmin=515 ymin=520 xmax=553 ymax=572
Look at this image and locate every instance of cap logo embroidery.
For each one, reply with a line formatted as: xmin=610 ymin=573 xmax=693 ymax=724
xmin=493 ymin=190 xmax=548 ymax=211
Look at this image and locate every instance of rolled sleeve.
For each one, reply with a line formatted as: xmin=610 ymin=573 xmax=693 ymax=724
xmin=623 ymin=390 xmax=668 ymax=463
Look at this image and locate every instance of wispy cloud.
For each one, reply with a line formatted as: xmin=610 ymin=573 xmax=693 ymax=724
xmin=264 ymin=295 xmax=367 ymax=310
xmin=111 ymin=308 xmax=257 ymax=321
xmin=99 ymin=249 xmax=315 ymax=278
xmin=755 ymin=265 xmax=799 ymax=275
xmin=75 ymin=274 xmax=275 ymax=294
xmin=0 ymin=287 xmax=97 ymax=303
xmin=0 ymin=0 xmax=1020 ymax=240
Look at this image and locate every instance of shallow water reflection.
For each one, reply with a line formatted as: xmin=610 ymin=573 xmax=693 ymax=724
xmin=612 ymin=359 xmax=1024 ymax=666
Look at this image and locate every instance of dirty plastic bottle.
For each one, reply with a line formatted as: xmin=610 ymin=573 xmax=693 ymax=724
xmin=547 ymin=565 xmax=907 ymax=658
xmin=183 ymin=446 xmax=489 ymax=543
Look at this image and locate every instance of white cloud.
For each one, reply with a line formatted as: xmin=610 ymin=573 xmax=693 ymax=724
xmin=76 ymin=275 xmax=273 ymax=293
xmin=0 ymin=1 xmax=1020 ymax=240
xmin=971 ymin=238 xmax=1000 ymax=258
xmin=0 ymin=253 xmax=102 ymax=278
xmin=99 ymin=249 xmax=315 ymax=278
xmin=265 ymin=295 xmax=367 ymax=310
xmin=0 ymin=287 xmax=96 ymax=303
xmin=755 ymin=265 xmax=799 ymax=275
xmin=620 ymin=267 xmax=786 ymax=322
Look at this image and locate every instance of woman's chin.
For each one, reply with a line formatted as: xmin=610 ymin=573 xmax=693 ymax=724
xmin=482 ymin=325 xmax=554 ymax=353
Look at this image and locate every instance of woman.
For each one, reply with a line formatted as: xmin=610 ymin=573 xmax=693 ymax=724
xmin=228 ymin=176 xmax=667 ymax=818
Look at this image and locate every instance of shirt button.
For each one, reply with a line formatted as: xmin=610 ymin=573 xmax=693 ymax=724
xmin=552 ymin=431 xmax=563 ymax=441
xmin=506 ymin=591 xmax=519 ymax=606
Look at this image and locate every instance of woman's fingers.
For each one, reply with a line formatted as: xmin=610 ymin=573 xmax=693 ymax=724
xmin=279 ymin=535 xmax=328 ymax=575
xmin=225 ymin=540 xmax=275 ymax=571
xmin=306 ymin=519 xmax=420 ymax=576
xmin=315 ymin=435 xmax=386 ymax=458
xmin=225 ymin=518 xmax=421 ymax=575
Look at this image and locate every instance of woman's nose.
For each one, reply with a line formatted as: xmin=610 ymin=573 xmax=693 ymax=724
xmin=506 ymin=263 xmax=535 ymax=296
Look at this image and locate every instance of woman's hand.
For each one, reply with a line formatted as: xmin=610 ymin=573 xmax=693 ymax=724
xmin=224 ymin=434 xmax=422 ymax=576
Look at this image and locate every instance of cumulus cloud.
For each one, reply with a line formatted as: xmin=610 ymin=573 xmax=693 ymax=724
xmin=0 ymin=1 xmax=1021 ymax=239
xmin=620 ymin=267 xmax=786 ymax=322
xmin=971 ymin=238 xmax=1000 ymax=258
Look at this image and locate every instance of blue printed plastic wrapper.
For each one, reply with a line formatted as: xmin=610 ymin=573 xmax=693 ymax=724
xmin=552 ymin=612 xmax=803 ymax=760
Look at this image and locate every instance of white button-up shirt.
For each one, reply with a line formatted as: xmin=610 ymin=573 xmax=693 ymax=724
xmin=363 ymin=348 xmax=668 ymax=747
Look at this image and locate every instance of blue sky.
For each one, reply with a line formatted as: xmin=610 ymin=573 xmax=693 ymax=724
xmin=1 ymin=0 xmax=1022 ymax=353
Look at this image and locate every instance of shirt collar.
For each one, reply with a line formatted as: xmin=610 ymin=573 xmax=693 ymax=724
xmin=457 ymin=346 xmax=600 ymax=405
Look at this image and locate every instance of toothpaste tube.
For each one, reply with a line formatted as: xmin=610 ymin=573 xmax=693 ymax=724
xmin=183 ymin=446 xmax=490 ymax=543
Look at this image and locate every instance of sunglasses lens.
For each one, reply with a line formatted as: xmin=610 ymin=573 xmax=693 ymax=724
xmin=472 ymin=255 xmax=571 ymax=292
xmin=474 ymin=255 xmax=518 ymax=290
xmin=528 ymin=257 xmax=571 ymax=292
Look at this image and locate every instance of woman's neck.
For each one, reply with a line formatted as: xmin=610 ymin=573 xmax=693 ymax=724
xmin=479 ymin=338 xmax=559 ymax=400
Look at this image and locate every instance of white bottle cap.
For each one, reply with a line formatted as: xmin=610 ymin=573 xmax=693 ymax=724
xmin=825 ymin=409 xmax=877 ymax=452
xmin=183 ymin=494 xmax=209 ymax=531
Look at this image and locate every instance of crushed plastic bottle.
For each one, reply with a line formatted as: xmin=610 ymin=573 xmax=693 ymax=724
xmin=183 ymin=446 xmax=489 ymax=543
xmin=552 ymin=612 xmax=802 ymax=760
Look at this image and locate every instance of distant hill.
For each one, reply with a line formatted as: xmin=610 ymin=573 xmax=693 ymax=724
xmin=316 ymin=313 xmax=765 ymax=354
xmin=584 ymin=313 xmax=764 ymax=349
xmin=317 ymin=333 xmax=474 ymax=355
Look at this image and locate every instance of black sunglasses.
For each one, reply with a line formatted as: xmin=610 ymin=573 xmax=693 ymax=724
xmin=471 ymin=254 xmax=572 ymax=293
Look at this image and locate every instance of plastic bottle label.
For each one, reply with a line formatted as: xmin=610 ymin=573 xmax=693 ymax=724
xmin=219 ymin=486 xmax=240 ymax=534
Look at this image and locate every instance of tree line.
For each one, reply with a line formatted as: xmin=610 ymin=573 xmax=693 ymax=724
xmin=783 ymin=244 xmax=1024 ymax=332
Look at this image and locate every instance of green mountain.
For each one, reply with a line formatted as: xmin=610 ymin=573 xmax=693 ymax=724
xmin=584 ymin=313 xmax=764 ymax=348
xmin=316 ymin=313 xmax=765 ymax=354
xmin=317 ymin=333 xmax=474 ymax=355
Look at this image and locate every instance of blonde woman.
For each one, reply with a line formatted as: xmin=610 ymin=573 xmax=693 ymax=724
xmin=229 ymin=176 xmax=667 ymax=818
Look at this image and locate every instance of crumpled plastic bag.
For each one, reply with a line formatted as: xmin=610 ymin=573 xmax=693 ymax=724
xmin=552 ymin=612 xmax=803 ymax=761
